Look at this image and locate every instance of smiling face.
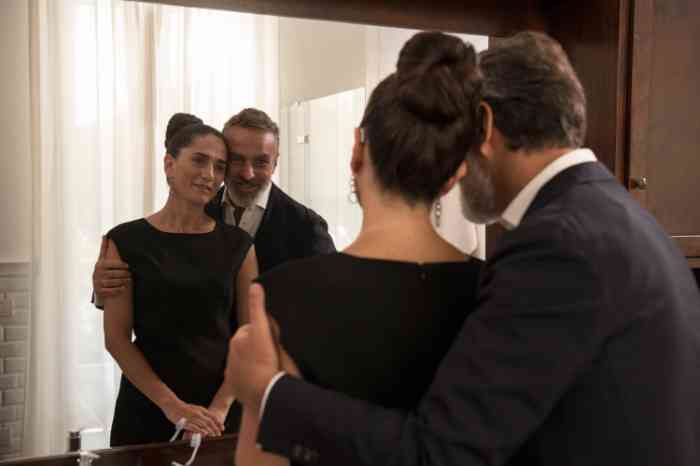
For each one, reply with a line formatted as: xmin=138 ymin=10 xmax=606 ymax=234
xmin=224 ymin=125 xmax=278 ymax=207
xmin=164 ymin=133 xmax=228 ymax=206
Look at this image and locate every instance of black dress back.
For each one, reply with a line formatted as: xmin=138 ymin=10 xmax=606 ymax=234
xmin=106 ymin=219 xmax=252 ymax=446
xmin=258 ymin=252 xmax=482 ymax=409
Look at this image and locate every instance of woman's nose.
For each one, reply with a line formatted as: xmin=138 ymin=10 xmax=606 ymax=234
xmin=202 ymin=162 xmax=215 ymax=180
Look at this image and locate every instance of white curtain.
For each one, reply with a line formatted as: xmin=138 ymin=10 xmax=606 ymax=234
xmin=25 ymin=0 xmax=278 ymax=456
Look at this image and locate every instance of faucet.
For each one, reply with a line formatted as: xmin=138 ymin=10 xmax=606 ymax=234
xmin=77 ymin=450 xmax=100 ymax=466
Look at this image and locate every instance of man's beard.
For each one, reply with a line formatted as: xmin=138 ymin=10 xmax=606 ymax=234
xmin=459 ymin=155 xmax=500 ymax=225
xmin=227 ymin=178 xmax=270 ymax=207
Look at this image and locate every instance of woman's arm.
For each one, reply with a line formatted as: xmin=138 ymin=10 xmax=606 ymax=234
xmin=208 ymin=246 xmax=260 ymax=423
xmin=102 ymin=238 xmax=224 ymax=437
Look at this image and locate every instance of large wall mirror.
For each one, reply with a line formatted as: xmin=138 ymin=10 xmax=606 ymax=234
xmin=0 ymin=0 xmax=489 ymax=461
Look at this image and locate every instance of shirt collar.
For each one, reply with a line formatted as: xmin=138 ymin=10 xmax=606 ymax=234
xmin=500 ymin=148 xmax=597 ymax=230
xmin=221 ymin=180 xmax=272 ymax=210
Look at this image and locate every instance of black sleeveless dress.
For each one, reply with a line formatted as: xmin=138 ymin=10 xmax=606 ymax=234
xmin=257 ymin=252 xmax=483 ymax=410
xmin=106 ymin=219 xmax=252 ymax=446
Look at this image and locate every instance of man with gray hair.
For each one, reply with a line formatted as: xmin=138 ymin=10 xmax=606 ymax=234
xmin=206 ymin=108 xmax=335 ymax=274
xmin=226 ymin=31 xmax=700 ymax=466
xmin=93 ymin=108 xmax=335 ymax=301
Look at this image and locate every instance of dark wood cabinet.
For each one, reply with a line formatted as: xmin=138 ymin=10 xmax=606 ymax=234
xmin=628 ymin=0 xmax=700 ymax=261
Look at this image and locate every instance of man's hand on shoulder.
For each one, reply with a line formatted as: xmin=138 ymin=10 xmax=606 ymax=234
xmin=225 ymin=283 xmax=280 ymax=411
xmin=93 ymin=236 xmax=131 ymax=300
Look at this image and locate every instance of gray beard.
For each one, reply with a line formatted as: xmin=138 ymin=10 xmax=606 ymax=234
xmin=226 ymin=179 xmax=270 ymax=208
xmin=459 ymin=156 xmax=500 ymax=225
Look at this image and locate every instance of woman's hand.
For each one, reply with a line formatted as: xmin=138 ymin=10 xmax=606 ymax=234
xmin=161 ymin=398 xmax=225 ymax=437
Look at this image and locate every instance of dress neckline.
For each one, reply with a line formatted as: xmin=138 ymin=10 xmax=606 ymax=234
xmin=336 ymin=251 xmax=473 ymax=267
xmin=141 ymin=218 xmax=218 ymax=236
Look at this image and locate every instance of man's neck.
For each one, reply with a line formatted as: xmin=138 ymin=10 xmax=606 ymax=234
xmin=500 ymin=146 xmax=575 ymax=210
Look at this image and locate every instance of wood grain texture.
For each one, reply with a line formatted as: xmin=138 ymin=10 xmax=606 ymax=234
xmin=131 ymin=0 xmax=546 ymax=35
xmin=0 ymin=434 xmax=236 ymax=466
xmin=541 ymin=0 xmax=631 ymax=179
xmin=625 ymin=0 xmax=700 ymax=257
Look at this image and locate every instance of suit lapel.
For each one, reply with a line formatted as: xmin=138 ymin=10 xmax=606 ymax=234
xmin=256 ymin=183 xmax=280 ymax=240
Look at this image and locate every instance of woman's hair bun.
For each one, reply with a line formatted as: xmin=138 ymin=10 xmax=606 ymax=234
xmin=165 ymin=113 xmax=204 ymax=148
xmin=395 ymin=31 xmax=478 ymax=124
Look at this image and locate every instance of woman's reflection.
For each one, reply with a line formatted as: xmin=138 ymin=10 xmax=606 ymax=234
xmin=236 ymin=31 xmax=485 ymax=466
xmin=102 ymin=113 xmax=258 ymax=446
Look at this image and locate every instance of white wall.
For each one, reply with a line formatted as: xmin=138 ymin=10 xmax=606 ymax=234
xmin=0 ymin=0 xmax=32 ymax=263
xmin=278 ymin=18 xmax=365 ymax=108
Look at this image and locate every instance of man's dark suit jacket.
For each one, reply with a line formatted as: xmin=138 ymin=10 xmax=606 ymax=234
xmin=258 ymin=162 xmax=700 ymax=466
xmin=205 ymin=183 xmax=335 ymax=274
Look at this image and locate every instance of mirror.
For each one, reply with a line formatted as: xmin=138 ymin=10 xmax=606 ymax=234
xmin=0 ymin=0 xmax=487 ymax=461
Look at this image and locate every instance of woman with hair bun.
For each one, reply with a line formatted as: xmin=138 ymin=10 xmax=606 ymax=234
xmin=102 ymin=113 xmax=258 ymax=446
xmin=235 ymin=31 xmax=484 ymax=466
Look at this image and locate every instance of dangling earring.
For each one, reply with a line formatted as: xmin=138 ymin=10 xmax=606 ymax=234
xmin=348 ymin=176 xmax=358 ymax=204
xmin=166 ymin=175 xmax=174 ymax=188
xmin=433 ymin=199 xmax=442 ymax=227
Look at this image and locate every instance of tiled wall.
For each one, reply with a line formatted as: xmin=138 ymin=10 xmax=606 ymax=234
xmin=0 ymin=262 xmax=29 ymax=460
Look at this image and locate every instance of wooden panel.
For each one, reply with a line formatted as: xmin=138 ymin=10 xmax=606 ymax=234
xmin=1 ymin=435 xmax=236 ymax=466
xmin=627 ymin=0 xmax=653 ymax=207
xmin=131 ymin=0 xmax=546 ymax=36
xmin=639 ymin=0 xmax=700 ymax=257
xmin=541 ymin=0 xmax=631 ymax=180
xmin=675 ymin=237 xmax=700 ymax=258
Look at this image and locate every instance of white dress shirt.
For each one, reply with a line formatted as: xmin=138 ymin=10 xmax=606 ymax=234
xmin=222 ymin=181 xmax=272 ymax=237
xmin=499 ymin=148 xmax=597 ymax=230
xmin=259 ymin=148 xmax=598 ymax=420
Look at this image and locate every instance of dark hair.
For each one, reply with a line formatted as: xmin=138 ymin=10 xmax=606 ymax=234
xmin=360 ymin=31 xmax=482 ymax=204
xmin=165 ymin=112 xmax=227 ymax=158
xmin=478 ymin=31 xmax=586 ymax=152
xmin=223 ymin=108 xmax=279 ymax=146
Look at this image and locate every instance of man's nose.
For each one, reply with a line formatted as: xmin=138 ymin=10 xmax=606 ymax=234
xmin=240 ymin=162 xmax=255 ymax=180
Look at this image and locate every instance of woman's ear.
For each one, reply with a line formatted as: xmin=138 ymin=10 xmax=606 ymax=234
xmin=479 ymin=102 xmax=495 ymax=160
xmin=439 ymin=160 xmax=467 ymax=196
xmin=164 ymin=153 xmax=176 ymax=185
xmin=350 ymin=127 xmax=365 ymax=174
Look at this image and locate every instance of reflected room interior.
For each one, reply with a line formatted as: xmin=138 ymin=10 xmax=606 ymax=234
xmin=0 ymin=0 xmax=485 ymax=462
xmin=2 ymin=0 xmax=700 ymax=464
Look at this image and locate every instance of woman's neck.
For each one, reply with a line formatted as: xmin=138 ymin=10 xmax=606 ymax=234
xmin=346 ymin=193 xmax=467 ymax=263
xmin=149 ymin=193 xmax=214 ymax=233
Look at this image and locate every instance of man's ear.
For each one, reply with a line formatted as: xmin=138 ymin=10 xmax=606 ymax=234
xmin=479 ymin=102 xmax=496 ymax=160
xmin=271 ymin=151 xmax=279 ymax=172
xmin=439 ymin=160 xmax=467 ymax=196
xmin=350 ymin=127 xmax=365 ymax=174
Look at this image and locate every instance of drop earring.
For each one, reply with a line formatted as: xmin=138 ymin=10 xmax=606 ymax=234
xmin=434 ymin=199 xmax=442 ymax=227
xmin=348 ymin=176 xmax=358 ymax=204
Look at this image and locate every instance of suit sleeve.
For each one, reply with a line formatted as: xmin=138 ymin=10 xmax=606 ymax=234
xmin=303 ymin=209 xmax=336 ymax=256
xmin=258 ymin=220 xmax=607 ymax=466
